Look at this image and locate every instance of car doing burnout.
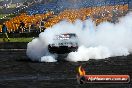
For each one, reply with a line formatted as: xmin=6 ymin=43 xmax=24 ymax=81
xmin=48 ymin=33 xmax=79 ymax=54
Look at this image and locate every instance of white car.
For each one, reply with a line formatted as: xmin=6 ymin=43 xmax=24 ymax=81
xmin=48 ymin=33 xmax=78 ymax=54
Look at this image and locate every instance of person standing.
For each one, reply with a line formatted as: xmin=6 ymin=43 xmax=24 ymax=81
xmin=19 ymin=21 xmax=25 ymax=33
xmin=2 ymin=23 xmax=10 ymax=41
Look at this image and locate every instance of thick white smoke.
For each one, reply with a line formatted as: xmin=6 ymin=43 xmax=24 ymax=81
xmin=26 ymin=12 xmax=132 ymax=62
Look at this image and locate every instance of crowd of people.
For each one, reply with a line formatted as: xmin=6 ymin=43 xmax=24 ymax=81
xmin=27 ymin=0 xmax=129 ymax=15
xmin=0 ymin=12 xmax=54 ymax=33
xmin=0 ymin=4 xmax=128 ymax=33
xmin=45 ymin=4 xmax=128 ymax=27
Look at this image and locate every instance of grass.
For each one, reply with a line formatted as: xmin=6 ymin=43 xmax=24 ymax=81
xmin=0 ymin=38 xmax=33 ymax=42
xmin=0 ymin=14 xmax=8 ymax=18
xmin=0 ymin=14 xmax=16 ymax=19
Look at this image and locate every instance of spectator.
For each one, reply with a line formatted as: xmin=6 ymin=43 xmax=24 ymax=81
xmin=19 ymin=21 xmax=25 ymax=33
xmin=2 ymin=23 xmax=10 ymax=41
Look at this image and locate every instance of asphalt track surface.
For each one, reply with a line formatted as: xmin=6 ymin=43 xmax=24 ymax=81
xmin=0 ymin=50 xmax=132 ymax=88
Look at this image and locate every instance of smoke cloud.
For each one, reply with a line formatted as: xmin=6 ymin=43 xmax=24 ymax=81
xmin=26 ymin=12 xmax=132 ymax=62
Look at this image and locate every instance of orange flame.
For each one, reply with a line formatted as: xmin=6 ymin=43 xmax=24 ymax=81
xmin=78 ymin=66 xmax=86 ymax=76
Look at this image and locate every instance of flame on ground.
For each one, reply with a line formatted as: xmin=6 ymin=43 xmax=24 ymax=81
xmin=78 ymin=66 xmax=86 ymax=76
